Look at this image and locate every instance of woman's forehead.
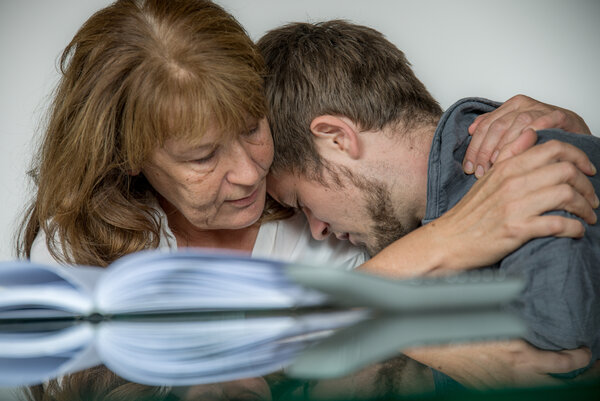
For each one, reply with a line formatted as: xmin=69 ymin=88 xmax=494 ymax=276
xmin=163 ymin=115 xmax=263 ymax=150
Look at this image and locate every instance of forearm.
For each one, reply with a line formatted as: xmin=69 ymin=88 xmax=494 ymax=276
xmin=357 ymin=221 xmax=449 ymax=278
xmin=403 ymin=340 xmax=592 ymax=390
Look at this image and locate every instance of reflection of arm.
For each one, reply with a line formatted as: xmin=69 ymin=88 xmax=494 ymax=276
xmin=404 ymin=340 xmax=591 ymax=390
xmin=407 ymin=220 xmax=600 ymax=389
xmin=366 ymin=228 xmax=599 ymax=389
xmin=361 ymin=133 xmax=600 ymax=389
xmin=404 ymin=229 xmax=600 ymax=391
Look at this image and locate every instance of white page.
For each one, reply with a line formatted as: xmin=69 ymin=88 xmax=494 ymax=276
xmin=0 ymin=323 xmax=94 ymax=357
xmin=95 ymin=310 xmax=367 ymax=385
xmin=0 ymin=262 xmax=102 ymax=317
xmin=0 ymin=287 xmax=93 ymax=317
xmin=96 ymin=250 xmax=329 ymax=313
xmin=0 ymin=322 xmax=101 ymax=386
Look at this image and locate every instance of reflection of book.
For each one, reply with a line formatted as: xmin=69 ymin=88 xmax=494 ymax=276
xmin=0 ymin=248 xmax=526 ymax=386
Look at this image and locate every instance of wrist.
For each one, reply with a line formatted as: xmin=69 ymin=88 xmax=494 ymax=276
xmin=358 ymin=222 xmax=448 ymax=278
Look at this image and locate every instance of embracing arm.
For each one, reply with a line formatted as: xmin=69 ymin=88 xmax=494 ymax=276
xmin=359 ymin=131 xmax=598 ymax=278
xmin=463 ymin=94 xmax=592 ymax=177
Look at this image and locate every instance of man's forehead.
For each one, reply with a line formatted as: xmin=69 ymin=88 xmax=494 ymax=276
xmin=267 ymin=172 xmax=298 ymax=207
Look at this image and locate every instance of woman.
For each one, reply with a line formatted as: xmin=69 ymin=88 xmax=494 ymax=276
xmin=17 ymin=0 xmax=596 ymax=397
xmin=18 ymin=0 xmax=366 ymax=271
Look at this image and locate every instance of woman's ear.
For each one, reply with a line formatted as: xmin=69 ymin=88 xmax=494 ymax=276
xmin=309 ymin=115 xmax=361 ymax=159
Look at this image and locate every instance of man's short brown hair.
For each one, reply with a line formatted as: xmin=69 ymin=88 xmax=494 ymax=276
xmin=258 ymin=20 xmax=443 ymax=178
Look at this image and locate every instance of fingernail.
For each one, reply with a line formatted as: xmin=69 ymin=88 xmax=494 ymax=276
xmin=464 ymin=161 xmax=474 ymax=174
xmin=475 ymin=165 xmax=485 ymax=178
xmin=590 ymin=163 xmax=597 ymax=175
xmin=594 ymin=194 xmax=599 ymax=209
xmin=491 ymin=150 xmax=499 ymax=163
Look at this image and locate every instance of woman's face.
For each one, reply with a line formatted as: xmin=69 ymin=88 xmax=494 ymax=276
xmin=142 ymin=117 xmax=273 ymax=230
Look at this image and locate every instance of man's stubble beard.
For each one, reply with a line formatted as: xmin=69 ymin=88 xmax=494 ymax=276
xmin=364 ymin=179 xmax=412 ymax=256
xmin=326 ymin=162 xmax=418 ymax=256
xmin=335 ymin=165 xmax=412 ymax=256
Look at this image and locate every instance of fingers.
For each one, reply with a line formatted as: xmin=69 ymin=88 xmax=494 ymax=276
xmin=492 ymin=155 xmax=598 ymax=221
xmin=495 ymin=137 xmax=597 ymax=178
xmin=464 ymin=128 xmax=486 ymax=174
xmin=571 ymin=359 xmax=600 ymax=382
xmin=520 ymin=180 xmax=596 ymax=226
xmin=464 ymin=93 xmax=592 ymax=176
xmin=466 ymin=115 xmax=514 ymax=175
xmin=491 ymin=113 xmax=536 ymax=158
xmin=522 ymin=215 xmax=585 ymax=240
xmin=494 ymin=128 xmax=538 ymax=165
xmin=528 ymin=109 xmax=568 ymax=131
xmin=478 ymin=114 xmax=537 ymax=173
xmin=472 ymin=110 xmax=566 ymax=172
xmin=468 ymin=113 xmax=486 ymax=136
xmin=465 ymin=95 xmax=534 ymax=174
xmin=533 ymin=347 xmax=592 ymax=374
xmin=505 ymin=340 xmax=590 ymax=378
xmin=468 ymin=94 xmax=530 ymax=136
xmin=491 ymin=177 xmax=595 ymax=238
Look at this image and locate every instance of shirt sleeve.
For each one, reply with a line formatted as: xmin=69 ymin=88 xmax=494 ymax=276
xmin=500 ymin=211 xmax=600 ymax=363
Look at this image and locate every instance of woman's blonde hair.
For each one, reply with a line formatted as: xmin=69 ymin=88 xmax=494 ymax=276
xmin=18 ymin=0 xmax=272 ymax=266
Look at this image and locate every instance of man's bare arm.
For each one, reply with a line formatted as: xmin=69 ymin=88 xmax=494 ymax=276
xmin=404 ymin=340 xmax=591 ymax=390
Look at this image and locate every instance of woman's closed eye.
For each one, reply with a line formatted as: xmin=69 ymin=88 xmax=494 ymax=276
xmin=191 ymin=147 xmax=219 ymax=164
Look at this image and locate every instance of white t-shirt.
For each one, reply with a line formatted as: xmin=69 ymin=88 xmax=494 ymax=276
xmin=30 ymin=206 xmax=368 ymax=270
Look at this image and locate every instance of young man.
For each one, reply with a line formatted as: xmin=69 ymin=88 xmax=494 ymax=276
xmin=258 ymin=21 xmax=600 ymax=389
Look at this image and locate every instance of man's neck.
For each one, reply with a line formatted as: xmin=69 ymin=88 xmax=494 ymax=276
xmin=384 ymin=122 xmax=437 ymax=225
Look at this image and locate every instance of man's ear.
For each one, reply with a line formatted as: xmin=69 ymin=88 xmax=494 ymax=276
xmin=310 ymin=115 xmax=361 ymax=159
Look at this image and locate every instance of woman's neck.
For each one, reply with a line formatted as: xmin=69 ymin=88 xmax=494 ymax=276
xmin=159 ymin=197 xmax=261 ymax=253
xmin=173 ymin=223 xmax=260 ymax=253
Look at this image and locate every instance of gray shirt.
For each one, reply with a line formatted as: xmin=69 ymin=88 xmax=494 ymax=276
xmin=423 ymin=97 xmax=600 ymax=365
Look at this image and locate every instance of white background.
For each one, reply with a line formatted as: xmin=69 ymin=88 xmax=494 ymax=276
xmin=1 ymin=0 xmax=599 ymax=262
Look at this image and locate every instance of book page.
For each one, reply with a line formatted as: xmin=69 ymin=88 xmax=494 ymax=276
xmin=95 ymin=310 xmax=367 ymax=386
xmin=0 ymin=262 xmax=102 ymax=318
xmin=95 ymin=250 xmax=329 ymax=314
xmin=0 ymin=321 xmax=100 ymax=386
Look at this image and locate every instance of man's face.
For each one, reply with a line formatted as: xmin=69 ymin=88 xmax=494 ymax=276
xmin=267 ymin=168 xmax=415 ymax=255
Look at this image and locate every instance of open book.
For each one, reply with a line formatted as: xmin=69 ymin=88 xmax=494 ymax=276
xmin=0 ymin=248 xmax=525 ymax=386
